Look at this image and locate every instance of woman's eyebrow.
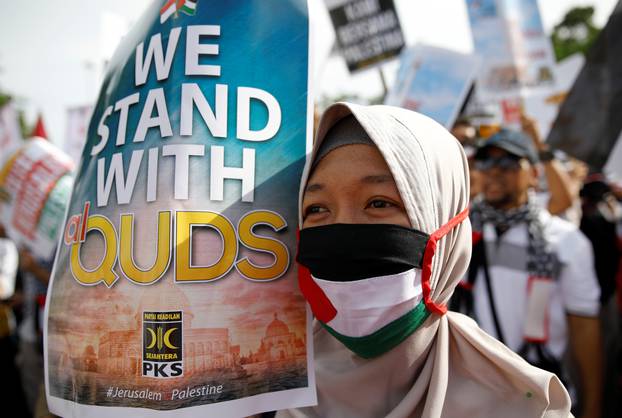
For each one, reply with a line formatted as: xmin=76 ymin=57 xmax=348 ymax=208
xmin=305 ymin=183 xmax=324 ymax=193
xmin=360 ymin=174 xmax=393 ymax=184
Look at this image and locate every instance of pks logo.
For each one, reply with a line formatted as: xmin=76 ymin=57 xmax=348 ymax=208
xmin=142 ymin=311 xmax=183 ymax=378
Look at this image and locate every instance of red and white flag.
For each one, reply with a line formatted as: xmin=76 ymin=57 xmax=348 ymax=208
xmin=31 ymin=114 xmax=48 ymax=139
xmin=160 ymin=0 xmax=197 ymax=24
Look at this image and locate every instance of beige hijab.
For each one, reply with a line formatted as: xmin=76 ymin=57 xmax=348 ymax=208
xmin=278 ymin=103 xmax=571 ymax=418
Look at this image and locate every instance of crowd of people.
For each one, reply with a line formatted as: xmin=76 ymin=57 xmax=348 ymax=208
xmin=0 ymin=223 xmax=52 ymax=417
xmin=449 ymin=112 xmax=622 ymax=418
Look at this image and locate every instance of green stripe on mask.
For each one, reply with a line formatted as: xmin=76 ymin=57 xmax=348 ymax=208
xmin=321 ymin=300 xmax=431 ymax=359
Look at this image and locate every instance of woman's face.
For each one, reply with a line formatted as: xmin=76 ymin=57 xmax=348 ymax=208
xmin=301 ymin=144 xmax=410 ymax=229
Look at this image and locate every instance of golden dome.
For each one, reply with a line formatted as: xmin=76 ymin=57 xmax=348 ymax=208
xmin=266 ymin=313 xmax=290 ymax=338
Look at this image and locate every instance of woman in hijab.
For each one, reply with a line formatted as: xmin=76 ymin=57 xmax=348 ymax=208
xmin=278 ymin=103 xmax=571 ymax=418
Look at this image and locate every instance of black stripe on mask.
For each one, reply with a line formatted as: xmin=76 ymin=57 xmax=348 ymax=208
xmin=297 ymin=223 xmax=429 ymax=282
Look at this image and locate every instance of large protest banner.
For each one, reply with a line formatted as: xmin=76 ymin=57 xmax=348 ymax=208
xmin=548 ymin=0 xmax=622 ymax=172
xmin=385 ymin=44 xmax=479 ymax=129
xmin=325 ymin=0 xmax=405 ymax=72
xmin=0 ymin=137 xmax=75 ymax=261
xmin=44 ymin=1 xmax=316 ymax=417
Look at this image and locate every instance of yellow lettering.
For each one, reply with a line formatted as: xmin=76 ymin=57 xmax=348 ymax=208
xmin=236 ymin=210 xmax=289 ymax=281
xmin=66 ymin=208 xmax=290 ymax=287
xmin=119 ymin=211 xmax=171 ymax=284
xmin=175 ymin=211 xmax=237 ymax=282
xmin=70 ymin=215 xmax=118 ymax=286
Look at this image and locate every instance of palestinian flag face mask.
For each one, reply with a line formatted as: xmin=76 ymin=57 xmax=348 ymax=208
xmin=296 ymin=208 xmax=469 ymax=358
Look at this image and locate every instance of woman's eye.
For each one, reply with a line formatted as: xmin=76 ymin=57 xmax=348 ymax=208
xmin=367 ymin=199 xmax=395 ymax=209
xmin=304 ymin=205 xmax=327 ymax=216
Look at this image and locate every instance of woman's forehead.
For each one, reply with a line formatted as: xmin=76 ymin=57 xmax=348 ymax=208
xmin=306 ymin=144 xmax=396 ymax=188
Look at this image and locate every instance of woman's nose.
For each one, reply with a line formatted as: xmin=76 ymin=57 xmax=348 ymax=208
xmin=333 ymin=205 xmax=365 ymax=224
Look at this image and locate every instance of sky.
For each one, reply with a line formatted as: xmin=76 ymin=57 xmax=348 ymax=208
xmin=0 ymin=0 xmax=617 ymax=146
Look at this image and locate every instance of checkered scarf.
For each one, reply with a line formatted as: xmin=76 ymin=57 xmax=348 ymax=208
xmin=470 ymin=199 xmax=558 ymax=279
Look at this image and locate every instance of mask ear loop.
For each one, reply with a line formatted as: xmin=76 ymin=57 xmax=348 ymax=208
xmin=421 ymin=207 xmax=470 ymax=315
xmin=296 ymin=229 xmax=338 ymax=323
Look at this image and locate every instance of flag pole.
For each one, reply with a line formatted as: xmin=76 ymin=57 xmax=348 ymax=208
xmin=378 ymin=66 xmax=388 ymax=101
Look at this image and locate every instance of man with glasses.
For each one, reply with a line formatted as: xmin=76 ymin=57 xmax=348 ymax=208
xmin=457 ymin=129 xmax=603 ymax=418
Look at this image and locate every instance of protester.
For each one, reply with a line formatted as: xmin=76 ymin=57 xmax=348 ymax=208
xmin=0 ymin=224 xmax=29 ymax=417
xmin=579 ymin=175 xmax=622 ymax=418
xmin=580 ymin=175 xmax=622 ymax=304
xmin=450 ymin=118 xmax=477 ymax=146
xmin=16 ymin=248 xmax=52 ymax=416
xmin=0 ymin=224 xmax=18 ymax=299
xmin=278 ymin=102 xmax=571 ymax=417
xmin=456 ymin=129 xmax=602 ymax=418
xmin=451 ymin=119 xmax=481 ymax=200
xmin=519 ymin=114 xmax=577 ymax=219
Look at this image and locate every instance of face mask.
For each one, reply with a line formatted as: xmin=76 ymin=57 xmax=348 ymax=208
xmin=297 ymin=207 xmax=469 ymax=358
xmin=297 ymin=224 xmax=429 ymax=358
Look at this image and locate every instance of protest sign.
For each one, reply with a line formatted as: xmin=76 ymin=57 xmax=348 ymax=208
xmin=520 ymin=54 xmax=583 ymax=140
xmin=385 ymin=44 xmax=478 ymax=129
xmin=466 ymin=0 xmax=516 ymax=98
xmin=502 ymin=0 xmax=556 ymax=90
xmin=45 ymin=1 xmax=315 ymax=417
xmin=325 ymin=0 xmax=405 ymax=72
xmin=0 ymin=137 xmax=74 ymax=261
xmin=466 ymin=0 xmax=556 ymax=125
xmin=64 ymin=105 xmax=94 ymax=166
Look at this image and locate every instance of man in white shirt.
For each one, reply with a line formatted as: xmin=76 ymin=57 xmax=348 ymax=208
xmin=0 ymin=224 xmax=30 ymax=415
xmin=459 ymin=129 xmax=603 ymax=418
xmin=0 ymin=225 xmax=18 ymax=301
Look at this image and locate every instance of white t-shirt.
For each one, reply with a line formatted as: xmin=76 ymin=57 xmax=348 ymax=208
xmin=0 ymin=238 xmax=18 ymax=300
xmin=472 ymin=210 xmax=600 ymax=360
xmin=534 ymin=190 xmax=582 ymax=226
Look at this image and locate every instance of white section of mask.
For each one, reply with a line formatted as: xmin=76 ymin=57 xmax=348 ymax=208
xmin=312 ymin=268 xmax=423 ymax=338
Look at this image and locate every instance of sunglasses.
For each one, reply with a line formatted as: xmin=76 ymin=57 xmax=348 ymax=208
xmin=474 ymin=156 xmax=524 ymax=171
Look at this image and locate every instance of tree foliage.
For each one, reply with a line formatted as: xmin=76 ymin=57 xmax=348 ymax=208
xmin=0 ymin=91 xmax=10 ymax=108
xmin=551 ymin=6 xmax=601 ymax=62
xmin=0 ymin=88 xmax=31 ymax=139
